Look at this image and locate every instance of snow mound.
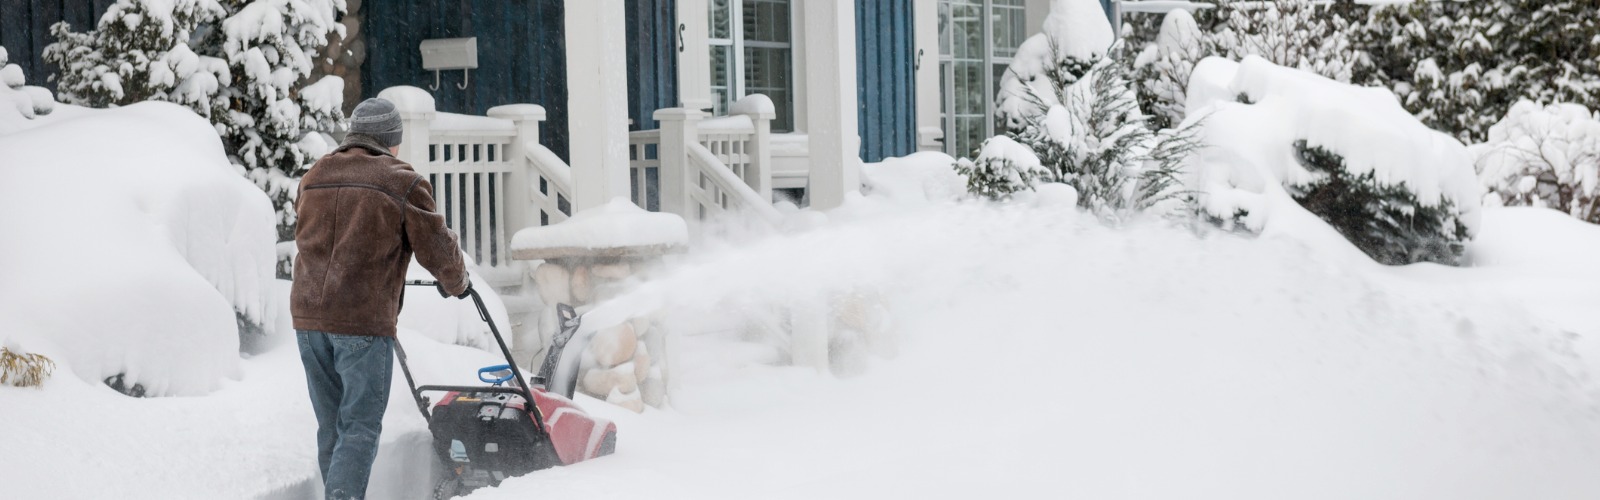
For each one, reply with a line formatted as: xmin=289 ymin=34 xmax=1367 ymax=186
xmin=861 ymin=151 xmax=966 ymax=205
xmin=399 ymin=259 xmax=514 ymax=351
xmin=0 ymin=101 xmax=279 ymax=396
xmin=1184 ymin=55 xmax=1483 ymax=242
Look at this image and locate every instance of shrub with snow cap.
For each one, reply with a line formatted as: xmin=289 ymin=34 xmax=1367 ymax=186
xmin=1185 ymin=56 xmax=1482 ymax=266
xmin=1472 ymin=101 xmax=1600 ymax=223
xmin=994 ymin=0 xmax=1114 ymax=135
xmin=0 ymin=46 xmax=58 ymax=126
xmin=966 ymin=57 xmax=1197 ymax=219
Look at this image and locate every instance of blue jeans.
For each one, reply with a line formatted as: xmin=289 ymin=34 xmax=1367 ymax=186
xmin=297 ymin=331 xmax=394 ymax=500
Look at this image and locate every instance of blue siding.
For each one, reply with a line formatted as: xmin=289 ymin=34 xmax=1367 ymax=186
xmin=0 ymin=0 xmax=110 ymax=89
xmin=626 ymin=0 xmax=678 ymax=132
xmin=855 ymin=0 xmax=916 ymax=163
xmin=364 ymin=0 xmax=570 ymax=162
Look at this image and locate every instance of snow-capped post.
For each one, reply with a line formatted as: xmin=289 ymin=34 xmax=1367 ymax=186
xmin=379 ymin=86 xmax=437 ymax=171
xmin=654 ymin=107 xmax=704 ymax=231
xmin=565 ymin=0 xmax=635 ymax=212
xmin=803 ymin=0 xmax=862 ymax=210
xmin=487 ymin=104 xmax=548 ymax=236
xmin=731 ymin=94 xmax=775 ymax=202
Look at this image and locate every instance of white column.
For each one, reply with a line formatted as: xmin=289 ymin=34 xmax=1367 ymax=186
xmin=566 ymin=0 xmax=634 ymax=212
xmin=802 ymin=0 xmax=861 ymax=211
xmin=914 ymin=0 xmax=944 ymax=152
xmin=733 ymin=95 xmax=775 ymax=202
xmin=676 ymin=0 xmax=713 ymax=110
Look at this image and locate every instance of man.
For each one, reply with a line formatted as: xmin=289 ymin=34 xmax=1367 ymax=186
xmin=291 ymin=97 xmax=471 ymax=500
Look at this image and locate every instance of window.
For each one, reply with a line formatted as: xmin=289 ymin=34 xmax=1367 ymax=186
xmin=709 ymin=0 xmax=795 ymax=132
xmin=938 ymin=0 xmax=1026 ymax=158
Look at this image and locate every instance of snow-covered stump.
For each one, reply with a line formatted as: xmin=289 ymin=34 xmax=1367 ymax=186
xmin=511 ymin=200 xmax=687 ymax=412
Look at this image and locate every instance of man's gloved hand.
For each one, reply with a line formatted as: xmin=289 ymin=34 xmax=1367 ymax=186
xmin=436 ymin=280 xmax=473 ymax=299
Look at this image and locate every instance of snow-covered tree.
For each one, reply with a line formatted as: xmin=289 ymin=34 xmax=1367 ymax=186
xmin=1135 ymin=8 xmax=1205 ymax=130
xmin=995 ymin=0 xmax=1115 ymax=135
xmin=204 ymin=0 xmax=347 ymax=249
xmin=966 ymin=57 xmax=1197 ymax=218
xmin=1129 ymin=0 xmax=1368 ymax=131
xmin=48 ymin=0 xmax=347 ymax=274
xmin=1360 ymin=0 xmax=1600 ymax=143
xmin=1472 ymin=101 xmax=1600 ymax=223
xmin=43 ymin=0 xmax=229 ymax=117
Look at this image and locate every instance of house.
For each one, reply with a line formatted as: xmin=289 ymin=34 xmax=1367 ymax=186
xmin=3 ymin=0 xmax=1117 ymax=205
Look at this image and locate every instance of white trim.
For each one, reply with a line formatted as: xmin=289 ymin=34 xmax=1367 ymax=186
xmin=677 ymin=0 xmax=714 ymax=110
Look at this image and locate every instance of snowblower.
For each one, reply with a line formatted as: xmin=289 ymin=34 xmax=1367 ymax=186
xmin=396 ymin=280 xmax=617 ymax=499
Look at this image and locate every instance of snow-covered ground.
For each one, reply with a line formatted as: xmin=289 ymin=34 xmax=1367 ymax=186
xmin=458 ymin=199 xmax=1600 ymax=500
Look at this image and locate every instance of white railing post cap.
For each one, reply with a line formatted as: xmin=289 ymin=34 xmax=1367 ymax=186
xmin=653 ymin=107 xmax=706 ymax=122
xmin=487 ymin=104 xmax=547 ymax=121
xmin=377 ymin=86 xmax=437 ymax=117
xmin=732 ymin=94 xmax=777 ymax=119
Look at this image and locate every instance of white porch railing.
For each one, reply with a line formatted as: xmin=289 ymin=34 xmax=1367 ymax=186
xmin=627 ymin=95 xmax=781 ymax=229
xmin=382 ymin=87 xmax=573 ymax=284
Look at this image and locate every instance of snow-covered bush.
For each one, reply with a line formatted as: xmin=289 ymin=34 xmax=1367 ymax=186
xmin=48 ymin=0 xmax=347 ymax=272
xmin=967 ymin=56 xmax=1197 ymax=219
xmin=0 ymin=47 xmax=58 ymax=129
xmin=0 ymin=101 xmax=280 ymax=396
xmin=1131 ymin=0 xmax=1367 ymax=131
xmin=994 ymin=0 xmax=1114 ymax=135
xmin=1 ymin=342 xmax=56 ymax=388
xmin=1134 ymin=8 xmax=1205 ymax=130
xmin=954 ymin=136 xmax=1048 ymax=200
xmin=44 ymin=0 xmax=228 ymax=116
xmin=1185 ymin=56 xmax=1482 ymax=266
xmin=1360 ymin=0 xmax=1600 ymax=143
xmin=1471 ymin=101 xmax=1600 ymax=223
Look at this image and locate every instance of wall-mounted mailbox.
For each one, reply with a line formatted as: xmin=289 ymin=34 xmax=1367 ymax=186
xmin=420 ymin=37 xmax=478 ymax=90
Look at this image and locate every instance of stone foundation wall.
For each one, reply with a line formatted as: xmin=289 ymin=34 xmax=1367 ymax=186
xmin=532 ymin=258 xmax=667 ymax=412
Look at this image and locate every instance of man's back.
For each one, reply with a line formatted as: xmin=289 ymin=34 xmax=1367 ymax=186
xmin=291 ymin=135 xmax=469 ymax=338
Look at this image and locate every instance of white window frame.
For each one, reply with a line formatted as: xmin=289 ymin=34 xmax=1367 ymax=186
xmin=708 ymin=0 xmax=794 ymax=131
xmin=939 ymin=0 xmax=1027 ymax=158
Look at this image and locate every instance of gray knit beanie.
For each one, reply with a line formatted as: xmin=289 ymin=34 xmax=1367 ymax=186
xmin=349 ymin=98 xmax=403 ymax=148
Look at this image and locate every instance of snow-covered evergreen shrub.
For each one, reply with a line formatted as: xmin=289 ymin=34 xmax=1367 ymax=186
xmin=1471 ymin=101 xmax=1600 ymax=223
xmin=44 ymin=0 xmax=228 ymax=116
xmin=967 ymin=58 xmax=1198 ymax=218
xmin=1360 ymin=0 xmax=1600 ymax=143
xmin=1186 ymin=56 xmax=1482 ymax=266
xmin=995 ymin=0 xmax=1114 ymax=135
xmin=1290 ymin=141 xmax=1472 ymax=265
xmin=48 ymin=0 xmax=346 ymax=271
xmin=954 ymin=136 xmax=1048 ymax=201
xmin=1131 ymin=0 xmax=1367 ymax=132
xmin=1135 ymin=8 xmax=1205 ymax=130
xmin=1 ymin=46 xmax=57 ymax=124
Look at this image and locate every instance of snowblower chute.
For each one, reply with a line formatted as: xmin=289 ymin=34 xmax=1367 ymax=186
xmin=396 ymin=280 xmax=617 ymax=499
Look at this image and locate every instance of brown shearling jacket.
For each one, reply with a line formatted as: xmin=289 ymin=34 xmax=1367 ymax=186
xmin=290 ymin=135 xmax=470 ymax=337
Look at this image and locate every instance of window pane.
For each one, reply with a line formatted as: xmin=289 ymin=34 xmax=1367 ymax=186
xmin=743 ymin=0 xmax=789 ymax=44
xmin=745 ymin=46 xmax=793 ymax=131
xmin=992 ymin=0 xmax=1026 ymax=59
xmin=710 ymin=0 xmax=732 ymax=40
xmin=710 ymin=45 xmax=733 ymax=115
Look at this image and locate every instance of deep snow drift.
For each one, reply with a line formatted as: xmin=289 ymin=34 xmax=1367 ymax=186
xmin=464 ymin=195 xmax=1600 ymax=500
xmin=0 ymin=101 xmax=279 ymax=396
